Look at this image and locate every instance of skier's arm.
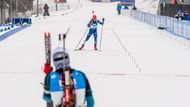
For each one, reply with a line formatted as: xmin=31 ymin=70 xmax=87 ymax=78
xmin=45 ymin=74 xmax=51 ymax=90
xmin=97 ymin=18 xmax=105 ymax=25
xmin=80 ymin=72 xmax=94 ymax=107
xmin=85 ymin=77 xmax=93 ymax=97
xmin=85 ymin=78 xmax=94 ymax=107
xmin=87 ymin=20 xmax=93 ymax=27
xmin=43 ymin=73 xmax=52 ymax=103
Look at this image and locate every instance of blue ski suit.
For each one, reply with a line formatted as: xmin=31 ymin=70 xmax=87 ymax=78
xmin=85 ymin=19 xmax=103 ymax=45
xmin=43 ymin=68 xmax=94 ymax=107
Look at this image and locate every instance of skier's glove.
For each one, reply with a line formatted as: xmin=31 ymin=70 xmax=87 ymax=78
xmin=87 ymin=24 xmax=90 ymax=27
xmin=43 ymin=63 xmax=53 ymax=75
xmin=86 ymin=96 xmax=94 ymax=107
xmin=102 ymin=18 xmax=105 ymax=22
xmin=43 ymin=92 xmax=52 ymax=103
xmin=102 ymin=18 xmax=105 ymax=25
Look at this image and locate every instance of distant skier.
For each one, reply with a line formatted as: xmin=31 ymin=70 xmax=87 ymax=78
xmin=43 ymin=4 xmax=50 ymax=16
xmin=79 ymin=15 xmax=105 ymax=50
xmin=117 ymin=3 xmax=122 ymax=15
xmin=43 ymin=47 xmax=95 ymax=107
xmin=124 ymin=4 xmax=129 ymax=10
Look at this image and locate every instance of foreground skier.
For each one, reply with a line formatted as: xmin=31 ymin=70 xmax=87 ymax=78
xmin=43 ymin=47 xmax=94 ymax=107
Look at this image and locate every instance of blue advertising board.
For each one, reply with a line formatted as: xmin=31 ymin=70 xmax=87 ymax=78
xmin=91 ymin=0 xmax=102 ymax=2
xmin=111 ymin=0 xmax=120 ymax=2
xmin=120 ymin=0 xmax=135 ymax=6
xmin=12 ymin=18 xmax=32 ymax=25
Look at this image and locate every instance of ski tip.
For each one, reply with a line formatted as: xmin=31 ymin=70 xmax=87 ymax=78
xmin=48 ymin=32 xmax=51 ymax=36
xmin=94 ymin=49 xmax=101 ymax=52
xmin=74 ymin=49 xmax=80 ymax=51
xmin=44 ymin=33 xmax=48 ymax=38
xmin=73 ymin=49 xmax=102 ymax=52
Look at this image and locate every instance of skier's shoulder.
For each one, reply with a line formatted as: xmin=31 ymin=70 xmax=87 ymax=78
xmin=71 ymin=69 xmax=87 ymax=89
xmin=71 ymin=69 xmax=87 ymax=78
xmin=46 ymin=71 xmax=60 ymax=79
xmin=72 ymin=69 xmax=84 ymax=75
xmin=96 ymin=19 xmax=103 ymax=25
xmin=89 ymin=19 xmax=93 ymax=24
xmin=97 ymin=19 xmax=101 ymax=23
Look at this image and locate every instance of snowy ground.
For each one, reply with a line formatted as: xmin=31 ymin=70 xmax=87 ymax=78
xmin=1 ymin=0 xmax=190 ymax=107
xmin=135 ymin=0 xmax=160 ymax=14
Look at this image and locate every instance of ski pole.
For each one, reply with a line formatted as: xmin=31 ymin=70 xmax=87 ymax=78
xmin=63 ymin=34 xmax=66 ymax=70
xmin=58 ymin=28 xmax=70 ymax=47
xmin=99 ymin=23 xmax=104 ymax=51
xmin=74 ymin=27 xmax=89 ymax=50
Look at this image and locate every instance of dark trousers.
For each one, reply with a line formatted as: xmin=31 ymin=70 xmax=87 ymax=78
xmin=47 ymin=102 xmax=53 ymax=107
xmin=117 ymin=10 xmax=121 ymax=15
xmin=85 ymin=29 xmax=97 ymax=45
xmin=44 ymin=10 xmax=50 ymax=16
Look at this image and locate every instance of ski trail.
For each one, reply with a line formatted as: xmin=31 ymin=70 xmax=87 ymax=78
xmin=1 ymin=1 xmax=190 ymax=107
xmin=111 ymin=27 xmax=141 ymax=72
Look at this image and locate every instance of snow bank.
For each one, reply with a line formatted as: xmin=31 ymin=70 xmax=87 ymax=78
xmin=135 ymin=0 xmax=160 ymax=14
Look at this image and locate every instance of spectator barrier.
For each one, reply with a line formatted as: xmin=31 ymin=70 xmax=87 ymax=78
xmin=124 ymin=10 xmax=190 ymax=40
xmin=0 ymin=18 xmax=32 ymax=41
xmin=0 ymin=25 xmax=29 ymax=41
xmin=12 ymin=18 xmax=32 ymax=25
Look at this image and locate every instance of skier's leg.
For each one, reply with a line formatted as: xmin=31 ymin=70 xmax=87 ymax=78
xmin=44 ymin=11 xmax=48 ymax=16
xmin=47 ymin=11 xmax=50 ymax=16
xmin=118 ymin=10 xmax=121 ymax=15
xmin=85 ymin=31 xmax=93 ymax=42
xmin=79 ymin=30 xmax=92 ymax=50
xmin=93 ymin=32 xmax=97 ymax=50
xmin=47 ymin=102 xmax=53 ymax=107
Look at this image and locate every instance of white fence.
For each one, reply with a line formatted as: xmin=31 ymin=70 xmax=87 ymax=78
xmin=122 ymin=9 xmax=190 ymax=40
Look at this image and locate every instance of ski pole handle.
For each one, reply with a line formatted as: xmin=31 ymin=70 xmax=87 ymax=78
xmin=63 ymin=34 xmax=66 ymax=39
xmin=59 ymin=34 xmax=61 ymax=41
xmin=59 ymin=34 xmax=66 ymax=40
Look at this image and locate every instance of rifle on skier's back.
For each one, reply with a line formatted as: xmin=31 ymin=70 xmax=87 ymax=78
xmin=59 ymin=28 xmax=76 ymax=107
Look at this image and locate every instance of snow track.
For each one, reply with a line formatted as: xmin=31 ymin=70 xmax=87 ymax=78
xmin=0 ymin=0 xmax=190 ymax=107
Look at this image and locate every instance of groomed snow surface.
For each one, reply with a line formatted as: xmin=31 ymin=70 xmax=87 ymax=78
xmin=1 ymin=0 xmax=190 ymax=107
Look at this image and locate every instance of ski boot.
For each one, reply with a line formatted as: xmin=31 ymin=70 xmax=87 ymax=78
xmin=79 ymin=44 xmax=85 ymax=50
xmin=94 ymin=44 xmax=97 ymax=50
